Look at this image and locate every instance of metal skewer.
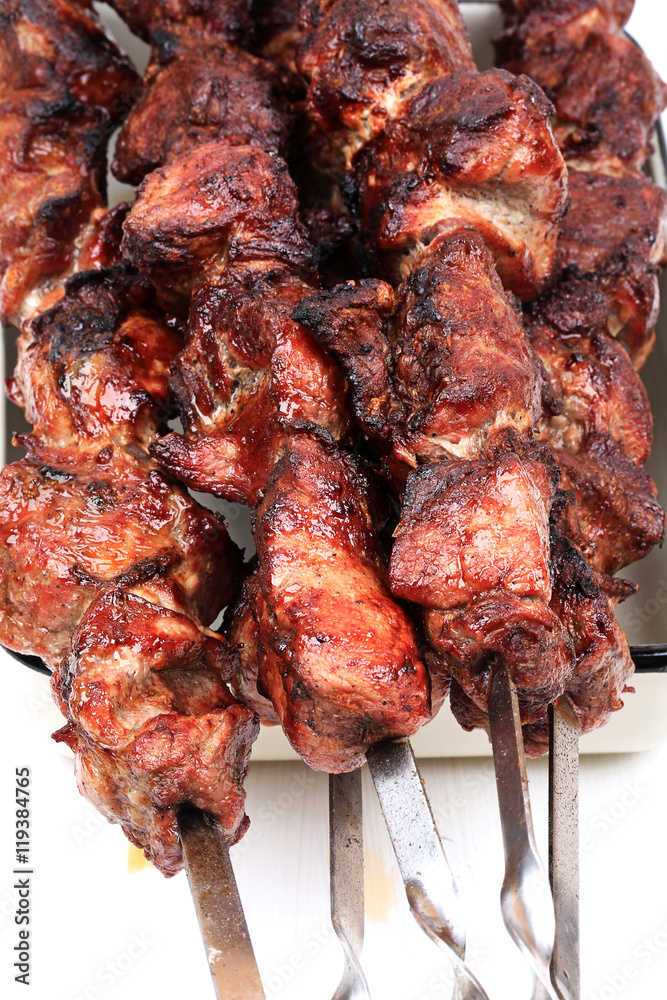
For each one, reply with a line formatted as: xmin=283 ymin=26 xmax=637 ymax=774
xmin=549 ymin=699 xmax=580 ymax=1000
xmin=329 ymin=770 xmax=371 ymax=1000
xmin=488 ymin=669 xmax=560 ymax=1000
xmin=367 ymin=737 xmax=490 ymax=1000
xmin=177 ymin=805 xmax=265 ymax=1000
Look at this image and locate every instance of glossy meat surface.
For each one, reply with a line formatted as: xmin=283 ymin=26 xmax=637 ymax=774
xmin=554 ymin=434 xmax=664 ymax=575
xmin=240 ymin=434 xmax=431 ymax=772
xmin=390 ymin=452 xmax=575 ymax=733
xmin=122 ymin=143 xmax=315 ymax=312
xmin=533 ymin=170 xmax=667 ymax=368
xmin=107 ymin=0 xmax=251 ymax=44
xmin=9 ymin=266 xmax=183 ymax=451
xmin=0 ymin=444 xmax=240 ymax=667
xmin=354 ymin=70 xmax=568 ymax=299
xmin=296 ymin=0 xmax=474 ymax=169
xmin=0 ymin=0 xmax=138 ymax=323
xmin=52 ymin=583 xmax=257 ymax=875
xmin=296 ymin=230 xmax=544 ymax=466
xmin=112 ymin=36 xmax=295 ymax=186
xmin=529 ymin=320 xmax=652 ymax=466
xmin=152 ymin=267 xmax=350 ymax=505
xmin=496 ymin=2 xmax=667 ymax=172
xmin=228 ymin=572 xmax=280 ymax=725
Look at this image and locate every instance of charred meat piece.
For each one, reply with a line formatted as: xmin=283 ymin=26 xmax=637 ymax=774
xmin=122 ymin=143 xmax=315 ymax=313
xmin=107 ymin=0 xmax=251 ymax=45
xmin=0 ymin=0 xmax=138 ymax=113
xmin=496 ymin=2 xmax=667 ymax=172
xmin=388 ymin=232 xmax=544 ymax=463
xmin=390 ymin=452 xmax=576 ymax=737
xmin=112 ymin=35 xmax=296 ymax=186
xmin=52 ymin=582 xmax=258 ymax=875
xmin=238 ymin=433 xmax=431 ymax=772
xmin=529 ymin=169 xmax=667 ymax=368
xmin=296 ymin=229 xmax=544 ymax=466
xmin=354 ymin=69 xmax=568 ymax=299
xmin=296 ymin=0 xmax=474 ymax=171
xmin=499 ymin=0 xmax=633 ymax=29
xmin=152 ymin=265 xmax=350 ymax=505
xmin=294 ymin=278 xmax=398 ymax=450
xmin=553 ymin=434 xmax=665 ymax=576
xmin=529 ymin=320 xmax=653 ymax=466
xmin=227 ymin=572 xmax=280 ymax=726
xmin=0 ymin=1 xmax=139 ymax=324
xmin=0 ymin=443 xmax=240 ymax=667
xmin=8 ymin=265 xmax=183 ymax=451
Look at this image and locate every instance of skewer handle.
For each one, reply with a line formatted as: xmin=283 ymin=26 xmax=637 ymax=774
xmin=329 ymin=770 xmax=371 ymax=1000
xmin=488 ymin=670 xmax=560 ymax=1000
xmin=549 ymin=700 xmax=580 ymax=1000
xmin=178 ymin=806 xmax=265 ymax=1000
xmin=367 ymin=738 xmax=490 ymax=1000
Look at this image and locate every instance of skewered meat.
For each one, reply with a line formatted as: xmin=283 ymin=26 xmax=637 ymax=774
xmin=111 ymin=34 xmax=296 ymax=185
xmin=296 ymin=0 xmax=475 ymax=172
xmin=122 ymin=143 xmax=316 ymax=312
xmin=0 ymin=442 xmax=240 ymax=668
xmin=152 ymin=265 xmax=351 ymax=504
xmin=495 ymin=3 xmax=666 ymax=576
xmin=0 ymin=0 xmax=139 ymax=325
xmin=529 ymin=169 xmax=667 ymax=369
xmin=352 ymin=69 xmax=569 ymax=299
xmin=296 ymin=0 xmax=640 ymax=752
xmin=228 ymin=573 xmax=280 ymax=725
xmin=529 ymin=319 xmax=653 ymax=465
xmin=106 ymin=0 xmax=251 ymax=45
xmin=496 ymin=0 xmax=667 ymax=173
xmin=553 ymin=434 xmax=664 ymax=575
xmin=521 ymin=524 xmax=636 ymax=755
xmin=8 ymin=265 xmax=183 ymax=451
xmin=241 ymin=433 xmax=431 ymax=772
xmin=390 ymin=450 xmax=575 ymax=743
xmin=51 ymin=581 xmax=257 ymax=876
xmin=123 ymin=142 xmax=351 ymax=504
xmin=295 ymin=228 xmax=545 ymax=467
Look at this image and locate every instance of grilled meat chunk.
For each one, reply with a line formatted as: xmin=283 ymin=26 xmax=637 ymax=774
xmin=8 ymin=266 xmax=182 ymax=451
xmin=354 ymin=69 xmax=568 ymax=299
xmin=112 ymin=35 xmax=295 ymax=186
xmin=499 ymin=0 xmax=633 ymax=28
xmin=0 ymin=0 xmax=139 ymax=324
xmin=529 ymin=169 xmax=667 ymax=369
xmin=228 ymin=572 xmax=281 ymax=725
xmin=529 ymin=320 xmax=653 ymax=466
xmin=296 ymin=0 xmax=474 ymax=172
xmin=0 ymin=443 xmax=240 ymax=667
xmin=107 ymin=0 xmax=251 ymax=44
xmin=390 ymin=452 xmax=576 ymax=738
xmin=239 ymin=433 xmax=431 ymax=772
xmin=52 ymin=582 xmax=258 ymax=876
xmin=152 ymin=266 xmax=350 ymax=505
xmin=296 ymin=229 xmax=544 ymax=466
xmin=553 ymin=434 xmax=665 ymax=575
xmin=122 ymin=143 xmax=315 ymax=313
xmin=496 ymin=0 xmax=667 ymax=172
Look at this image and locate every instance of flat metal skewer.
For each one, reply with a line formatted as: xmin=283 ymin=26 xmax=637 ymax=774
xmin=488 ymin=669 xmax=560 ymax=1000
xmin=367 ymin=737 xmax=490 ymax=1000
xmin=329 ymin=770 xmax=371 ymax=1000
xmin=548 ymin=699 xmax=580 ymax=1000
xmin=177 ymin=805 xmax=265 ymax=1000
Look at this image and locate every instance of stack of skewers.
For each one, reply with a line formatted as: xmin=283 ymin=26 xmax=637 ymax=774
xmin=1 ymin=0 xmax=666 ymax=997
